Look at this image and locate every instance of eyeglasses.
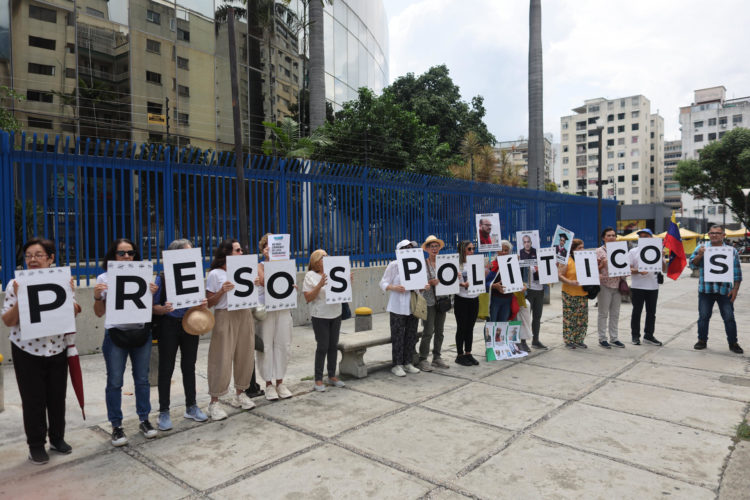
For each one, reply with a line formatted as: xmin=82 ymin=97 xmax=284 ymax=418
xmin=466 ymin=247 xmax=475 ymax=252
xmin=24 ymin=252 xmax=48 ymax=260
xmin=116 ymin=250 xmax=136 ymax=257
xmin=708 ymin=232 xmax=723 ymax=236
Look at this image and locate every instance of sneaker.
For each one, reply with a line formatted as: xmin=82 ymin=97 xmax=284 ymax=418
xmin=245 ymin=386 xmax=265 ymax=398
xmin=313 ymin=382 xmax=326 ymax=392
xmin=276 ymin=383 xmax=293 ymax=399
xmin=632 ymin=338 xmax=641 ymax=345
xmin=49 ymin=439 xmax=72 ymax=454
xmin=467 ymin=354 xmax=479 ymax=366
xmin=432 ymin=357 xmax=450 ymax=369
xmin=232 ymin=392 xmax=257 ymax=410
xmin=391 ymin=365 xmax=406 ymax=377
xmin=729 ymin=343 xmax=744 ymax=354
xmin=111 ymin=427 xmax=128 ymax=447
xmin=532 ymin=341 xmax=548 ymax=350
xmin=611 ymin=340 xmax=625 ymax=348
xmin=207 ymin=402 xmax=228 ymax=421
xmin=694 ymin=340 xmax=707 ymax=350
xmin=643 ymin=335 xmax=663 ymax=346
xmin=265 ymin=385 xmax=279 ymax=401
xmin=599 ymin=340 xmax=612 ymax=349
xmin=139 ymin=420 xmax=158 ymax=439
xmin=518 ymin=341 xmax=531 ymax=353
xmin=28 ymin=446 xmax=49 ymax=465
xmin=403 ymin=363 xmax=421 ymax=374
xmin=326 ymin=377 xmax=346 ymax=388
xmin=184 ymin=405 xmax=208 ymax=422
xmin=417 ymin=359 xmax=433 ymax=372
xmin=575 ymin=342 xmax=588 ymax=349
xmin=455 ymin=355 xmax=472 ymax=366
xmin=157 ymin=412 xmax=173 ymax=431
xmin=565 ymin=343 xmax=577 ymax=350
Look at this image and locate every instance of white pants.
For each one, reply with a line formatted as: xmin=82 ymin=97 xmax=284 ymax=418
xmin=597 ymin=285 xmax=621 ymax=342
xmin=256 ymin=309 xmax=293 ymax=383
xmin=516 ymin=305 xmax=533 ymax=340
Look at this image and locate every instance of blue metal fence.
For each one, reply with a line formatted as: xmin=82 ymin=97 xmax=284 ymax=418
xmin=0 ymin=131 xmax=617 ymax=288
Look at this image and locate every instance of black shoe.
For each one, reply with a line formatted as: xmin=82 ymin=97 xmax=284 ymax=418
xmin=611 ymin=340 xmax=625 ymax=348
xmin=575 ymin=342 xmax=588 ymax=349
xmin=467 ymin=354 xmax=479 ymax=365
xmin=245 ymin=386 xmax=266 ymax=398
xmin=49 ymin=439 xmax=72 ymax=454
xmin=519 ymin=341 xmax=531 ymax=353
xmin=599 ymin=340 xmax=612 ymax=349
xmin=139 ymin=420 xmax=158 ymax=439
xmin=729 ymin=343 xmax=744 ymax=354
xmin=565 ymin=343 xmax=577 ymax=349
xmin=28 ymin=446 xmax=49 ymax=465
xmin=632 ymin=338 xmax=641 ymax=345
xmin=456 ymin=355 xmax=472 ymax=366
xmin=643 ymin=335 xmax=663 ymax=346
xmin=532 ymin=340 xmax=548 ymax=350
xmin=694 ymin=340 xmax=707 ymax=350
xmin=111 ymin=427 xmax=128 ymax=447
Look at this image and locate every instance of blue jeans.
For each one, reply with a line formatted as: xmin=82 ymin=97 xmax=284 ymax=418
xmin=102 ymin=330 xmax=152 ymax=426
xmin=489 ymin=295 xmax=512 ymax=322
xmin=697 ymin=292 xmax=737 ymax=344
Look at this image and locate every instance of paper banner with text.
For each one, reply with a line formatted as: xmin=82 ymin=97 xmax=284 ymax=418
xmin=263 ymin=260 xmax=298 ymax=311
xmin=484 ymin=321 xmax=526 ymax=361
xmin=435 ymin=253 xmax=460 ymax=296
xmin=573 ymin=250 xmax=600 ymax=286
xmin=536 ymin=247 xmax=559 ymax=284
xmin=226 ymin=254 xmax=259 ymax=311
xmin=636 ymin=238 xmax=663 ymax=273
xmin=465 ymin=254 xmax=487 ymax=295
xmin=396 ymin=248 xmax=428 ymax=291
xmin=476 ymin=213 xmax=502 ymax=252
xmin=268 ymin=234 xmax=291 ymax=261
xmin=516 ymin=230 xmax=540 ymax=267
xmin=552 ymin=225 xmax=574 ymax=264
xmin=163 ymin=248 xmax=205 ymax=308
xmin=15 ymin=267 xmax=76 ymax=341
xmin=605 ymin=241 xmax=631 ymax=277
xmin=496 ymin=254 xmax=524 ymax=293
xmin=704 ymin=246 xmax=735 ymax=283
xmin=323 ymin=256 xmax=352 ymax=304
xmin=105 ymin=261 xmax=154 ymax=324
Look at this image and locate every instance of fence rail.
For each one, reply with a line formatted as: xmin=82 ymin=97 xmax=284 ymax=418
xmin=0 ymin=131 xmax=616 ymax=287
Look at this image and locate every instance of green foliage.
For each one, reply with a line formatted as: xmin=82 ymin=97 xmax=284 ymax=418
xmin=674 ymin=128 xmax=750 ymax=226
xmin=0 ymin=85 xmax=24 ymax=132
xmin=262 ymin=117 xmax=331 ymax=158
xmin=736 ymin=419 xmax=750 ymax=441
xmin=545 ymin=181 xmax=558 ymax=192
xmin=14 ymin=199 xmax=46 ymax=267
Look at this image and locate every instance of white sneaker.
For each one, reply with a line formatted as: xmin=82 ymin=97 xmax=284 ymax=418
xmin=403 ymin=363 xmax=421 ymax=374
xmin=231 ymin=392 xmax=256 ymax=410
xmin=276 ymin=383 xmax=293 ymax=399
xmin=265 ymin=385 xmax=279 ymax=401
xmin=391 ymin=365 xmax=406 ymax=377
xmin=207 ymin=402 xmax=227 ymax=421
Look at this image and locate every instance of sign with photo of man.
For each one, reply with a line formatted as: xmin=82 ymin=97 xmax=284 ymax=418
xmin=552 ymin=225 xmax=574 ymax=265
xmin=475 ymin=213 xmax=501 ymax=253
xmin=516 ymin=230 xmax=540 ymax=267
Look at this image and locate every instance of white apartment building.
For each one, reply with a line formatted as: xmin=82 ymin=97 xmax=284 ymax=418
xmin=663 ymin=140 xmax=682 ymax=211
xmin=495 ymin=136 xmax=553 ymax=184
xmin=559 ymin=95 xmax=664 ymax=205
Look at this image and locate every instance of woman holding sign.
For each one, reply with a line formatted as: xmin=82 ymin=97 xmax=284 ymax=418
xmin=417 ymin=235 xmax=450 ymax=372
xmin=205 ymin=239 xmax=257 ymax=420
xmin=303 ymin=249 xmax=345 ymax=391
xmin=558 ymin=238 xmax=588 ymax=349
xmin=94 ymin=238 xmax=159 ymax=446
xmin=596 ymin=227 xmax=626 ymax=349
xmin=2 ymin=238 xmax=81 ymax=464
xmin=454 ymin=241 xmax=481 ymax=366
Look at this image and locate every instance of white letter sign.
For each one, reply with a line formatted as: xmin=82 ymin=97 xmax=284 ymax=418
xmin=226 ymin=254 xmax=259 ymax=310
xmin=536 ymin=247 xmax=559 ymax=284
xmin=574 ymin=250 xmax=600 ymax=286
xmin=263 ymin=260 xmax=297 ymax=311
xmin=465 ymin=254 xmax=486 ymax=295
xmin=606 ymin=241 xmax=630 ymax=277
xmin=704 ymin=246 xmax=734 ymax=283
xmin=323 ymin=256 xmax=352 ymax=304
xmin=396 ymin=248 xmax=427 ymax=291
xmin=15 ymin=267 xmax=76 ymax=341
xmin=496 ymin=254 xmax=524 ymax=293
xmin=637 ymin=238 xmax=663 ymax=273
xmin=435 ymin=253 xmax=460 ymax=296
xmin=106 ymin=261 xmax=154 ymax=324
xmin=163 ymin=248 xmax=205 ymax=308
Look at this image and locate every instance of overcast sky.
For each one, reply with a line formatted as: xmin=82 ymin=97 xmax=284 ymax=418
xmin=382 ymin=0 xmax=750 ymax=144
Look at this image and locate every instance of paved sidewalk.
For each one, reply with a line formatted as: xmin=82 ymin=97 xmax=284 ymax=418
xmin=1 ymin=269 xmax=749 ymax=499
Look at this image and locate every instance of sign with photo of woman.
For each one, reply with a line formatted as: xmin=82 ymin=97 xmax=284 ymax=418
xmin=552 ymin=225 xmax=574 ymax=264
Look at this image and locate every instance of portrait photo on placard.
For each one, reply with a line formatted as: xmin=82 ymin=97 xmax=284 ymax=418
xmin=516 ymin=230 xmax=540 ymax=267
xmin=476 ymin=213 xmax=501 ymax=252
xmin=552 ymin=225 xmax=574 ymax=264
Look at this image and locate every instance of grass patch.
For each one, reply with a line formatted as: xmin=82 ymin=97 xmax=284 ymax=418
xmin=300 ymin=376 xmax=313 ymax=381
xmin=736 ymin=419 xmax=750 ymax=441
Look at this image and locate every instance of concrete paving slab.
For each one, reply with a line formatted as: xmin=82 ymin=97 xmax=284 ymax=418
xmin=211 ymin=443 xmax=433 ymax=499
xmin=253 ymin=388 xmax=402 ymax=437
xmin=582 ymin=379 xmax=746 ymax=436
xmin=422 ymin=382 xmax=564 ymax=431
xmin=643 ymin=348 xmax=750 ymax=377
xmin=0 ymin=449 xmax=191 ymax=499
xmin=666 ymin=328 xmax=749 ymax=352
xmin=345 ymin=369 xmax=468 ymax=404
xmin=137 ymin=412 xmax=319 ymax=490
xmin=339 ymin=406 xmax=512 ymax=479
xmin=619 ymin=362 xmax=750 ymax=402
xmin=456 ymin=436 xmax=714 ymax=500
xmin=423 ymin=488 xmax=472 ymax=499
xmin=533 ymin=403 xmax=732 ymax=488
xmin=482 ymin=363 xmax=604 ymax=400
xmin=525 ymin=347 xmax=634 ymax=377
xmin=719 ymin=440 xmax=750 ymax=500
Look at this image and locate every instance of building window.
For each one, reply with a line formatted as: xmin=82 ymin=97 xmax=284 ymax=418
xmin=146 ymin=39 xmax=161 ymax=54
xmin=631 ymin=96 xmax=639 ymax=106
xmin=146 ymin=71 xmax=162 ymax=85
xmin=708 ymin=118 xmax=717 ymax=126
xmin=733 ymin=114 xmax=743 ymax=124
xmin=607 ymin=164 xmax=614 ymax=171
xmin=28 ymin=36 xmax=56 ymax=50
xmin=708 ymin=132 xmax=716 ymax=141
xmin=576 ymin=121 xmax=586 ymax=130
xmin=694 ymin=134 xmax=703 ymax=142
xmin=588 ymin=117 xmax=598 ymax=124
xmin=588 ymin=141 xmax=599 ymax=149
xmin=631 ymin=136 xmax=639 ymax=144
xmin=617 ymin=175 xmax=625 ymax=182
xmin=618 ymin=163 xmax=625 ymax=170
xmin=617 ymin=113 xmax=625 ymax=120
xmin=576 ymin=156 xmax=586 ymax=166
xmin=177 ymin=85 xmax=190 ymax=97
xmin=607 ymin=126 xmax=614 ymax=134
xmin=719 ymin=131 xmax=726 ymax=139
xmin=562 ymin=157 xmax=569 ymax=164
xmin=607 ymin=151 xmax=614 ymax=159
xmin=631 ymin=123 xmax=639 ymax=131
xmin=562 ymin=145 xmax=569 ymax=153
xmin=66 ymin=43 xmax=75 ymax=54
xmin=632 ymin=174 xmax=639 ymax=183
xmin=617 ymin=125 xmax=624 ymax=133
xmin=631 ymin=161 xmax=639 ymax=169
xmin=177 ymin=57 xmax=189 ymax=70
xmin=631 ymin=110 xmax=639 ymax=118
xmin=28 ymin=63 xmax=55 ymax=76
xmin=562 ymin=168 xmax=569 ymax=176
xmin=65 ymin=68 xmax=76 ymax=79
xmin=86 ymin=7 xmax=104 ymax=18
xmin=576 ymin=145 xmax=586 ymax=154
xmin=176 ymin=112 xmax=189 ymax=126
xmin=26 ymin=90 xmax=53 ymax=103
xmin=29 ymin=4 xmax=56 ymax=23
xmin=562 ymin=180 xmax=569 ymax=187
xmin=607 ymin=114 xmax=614 ymax=122
xmin=694 ymin=120 xmax=703 ymax=128
xmin=27 ymin=116 xmax=53 ymax=129
xmin=719 ymin=116 xmax=728 ymax=125
xmin=146 ymin=9 xmax=161 ymax=24
xmin=607 ymin=139 xmax=614 ymax=146
xmin=631 ymin=149 xmax=640 ymax=157
xmin=617 ymin=151 xmax=625 ymax=158
xmin=177 ymin=28 xmax=190 ymax=42
xmin=588 ymin=105 xmax=599 ymax=112
xmin=147 ymin=101 xmax=163 ymax=114
xmin=576 ymin=133 xmax=586 ymax=142
xmin=562 ymin=122 xmax=569 ymax=130
xmin=618 ymin=188 xmax=625 ymax=195
xmin=617 ymin=138 xmax=625 ymax=145
xmin=632 ymin=186 xmax=639 ymax=194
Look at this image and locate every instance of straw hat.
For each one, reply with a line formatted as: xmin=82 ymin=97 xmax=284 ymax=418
xmin=182 ymin=306 xmax=215 ymax=335
xmin=421 ymin=235 xmax=445 ymax=250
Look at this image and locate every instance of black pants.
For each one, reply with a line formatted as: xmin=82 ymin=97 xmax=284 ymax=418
xmin=390 ymin=312 xmax=419 ymax=366
xmin=453 ymin=295 xmax=478 ymax=354
xmin=631 ymin=288 xmax=659 ymax=339
xmin=525 ymin=288 xmax=545 ymax=339
xmin=12 ymin=344 xmax=68 ymax=448
xmin=158 ymin=315 xmax=199 ymax=412
xmin=311 ymin=316 xmax=342 ymax=381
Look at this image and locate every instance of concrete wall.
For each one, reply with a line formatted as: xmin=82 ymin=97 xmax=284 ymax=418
xmin=0 ymin=266 xmax=389 ymax=363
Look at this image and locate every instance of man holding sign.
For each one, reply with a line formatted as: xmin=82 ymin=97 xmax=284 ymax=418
xmin=627 ymin=229 xmax=667 ymax=346
xmin=689 ymin=225 xmax=743 ymax=353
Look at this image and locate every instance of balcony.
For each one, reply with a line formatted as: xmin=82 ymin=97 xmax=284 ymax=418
xmin=78 ymin=66 xmax=129 ymax=82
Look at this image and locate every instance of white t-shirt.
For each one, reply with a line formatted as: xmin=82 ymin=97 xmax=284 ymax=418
xmin=457 ymin=266 xmax=481 ymax=298
xmin=96 ymin=272 xmax=145 ymax=330
xmin=380 ymin=260 xmax=412 ymax=315
xmin=206 ymin=268 xmax=229 ymax=310
xmin=303 ymin=271 xmax=341 ymax=319
xmin=628 ymin=248 xmax=659 ymax=290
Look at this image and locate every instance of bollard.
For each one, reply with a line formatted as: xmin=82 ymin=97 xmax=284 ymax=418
xmin=148 ymin=339 xmax=159 ymax=387
xmin=0 ymin=352 xmax=4 ymax=413
xmin=354 ymin=307 xmax=373 ymax=332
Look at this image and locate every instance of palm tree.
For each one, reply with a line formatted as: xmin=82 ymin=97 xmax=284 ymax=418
xmin=528 ymin=0 xmax=543 ymax=190
xmin=262 ymin=117 xmax=330 ymax=158
xmin=308 ymin=0 xmax=326 ymax=131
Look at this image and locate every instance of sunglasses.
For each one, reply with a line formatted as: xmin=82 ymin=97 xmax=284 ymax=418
xmin=466 ymin=247 xmax=475 ymax=251
xmin=116 ymin=250 xmax=136 ymax=257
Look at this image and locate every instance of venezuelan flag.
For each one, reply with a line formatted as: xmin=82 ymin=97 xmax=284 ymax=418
xmin=664 ymin=214 xmax=687 ymax=280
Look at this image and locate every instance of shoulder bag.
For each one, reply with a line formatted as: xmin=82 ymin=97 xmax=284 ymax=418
xmin=410 ymin=291 xmax=428 ymax=320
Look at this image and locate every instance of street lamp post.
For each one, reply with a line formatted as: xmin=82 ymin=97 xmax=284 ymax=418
xmin=742 ymin=188 xmax=750 ymax=241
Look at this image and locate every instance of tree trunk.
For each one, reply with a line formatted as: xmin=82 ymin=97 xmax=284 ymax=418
xmin=528 ymin=0 xmax=543 ymax=190
xmin=308 ymin=0 xmax=325 ymax=131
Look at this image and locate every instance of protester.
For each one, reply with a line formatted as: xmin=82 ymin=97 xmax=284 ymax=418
xmin=521 ymin=259 xmax=547 ymax=350
xmin=2 ymin=238 xmax=81 ymax=464
xmin=94 ymin=238 xmax=159 ymax=446
xmin=689 ymin=225 xmax=743 ymax=353
xmin=416 ymin=235 xmax=450 ymax=371
xmin=628 ymin=228 xmax=667 ymax=346
xmin=487 ymin=241 xmax=515 ymax=322
xmin=558 ymin=238 xmax=588 ymax=349
xmin=303 ymin=249 xmax=346 ymax=392
xmin=153 ymin=239 xmax=209 ymax=430
xmin=454 ymin=241 xmax=481 ymax=366
xmin=519 ymin=234 xmax=537 ymax=261
xmin=255 ymin=233 xmax=295 ymax=400
xmin=555 ymin=233 xmax=569 ymax=260
xmin=478 ymin=218 xmax=492 ymax=245
xmin=596 ymin=227 xmax=625 ymax=348
xmin=205 ymin=239 xmax=257 ymax=419
xmin=380 ymin=239 xmax=426 ymax=377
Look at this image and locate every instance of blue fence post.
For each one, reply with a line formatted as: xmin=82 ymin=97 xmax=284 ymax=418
xmin=362 ymin=167 xmax=370 ymax=266
xmin=163 ymin=145 xmax=175 ymax=245
xmin=278 ymin=157 xmax=288 ymax=233
xmin=422 ymin=176 xmax=429 ymax=240
xmin=0 ymin=132 xmax=14 ymax=287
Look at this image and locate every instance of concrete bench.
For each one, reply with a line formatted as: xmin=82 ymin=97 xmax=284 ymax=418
xmin=740 ymin=254 xmax=750 ymax=264
xmin=338 ymin=329 xmax=423 ymax=378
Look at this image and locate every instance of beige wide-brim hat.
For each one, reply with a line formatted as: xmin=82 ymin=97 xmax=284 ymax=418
xmin=182 ymin=306 xmax=215 ymax=336
xmin=421 ymin=235 xmax=445 ymax=250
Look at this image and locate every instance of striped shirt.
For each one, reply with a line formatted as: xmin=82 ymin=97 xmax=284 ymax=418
xmin=689 ymin=243 xmax=742 ymax=295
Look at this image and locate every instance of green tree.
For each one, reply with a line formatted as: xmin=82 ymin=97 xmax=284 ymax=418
xmin=262 ymin=117 xmax=330 ymax=158
xmin=451 ymin=143 xmax=500 ymax=184
xmin=674 ymin=127 xmax=750 ymax=227
xmin=0 ymin=85 xmax=24 ymax=132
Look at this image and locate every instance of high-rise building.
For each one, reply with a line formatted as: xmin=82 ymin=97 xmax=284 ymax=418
xmin=663 ymin=140 xmax=682 ymax=211
xmin=495 ymin=137 xmax=553 ymax=184
xmin=559 ymin=95 xmax=664 ymax=205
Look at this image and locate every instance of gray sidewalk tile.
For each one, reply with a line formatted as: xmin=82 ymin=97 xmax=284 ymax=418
xmin=482 ymin=363 xmax=604 ymax=400
xmin=525 ymin=348 xmax=634 ymax=377
xmin=345 ymin=369 xmax=468 ymax=404
xmin=642 ymin=347 xmax=750 ymax=376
